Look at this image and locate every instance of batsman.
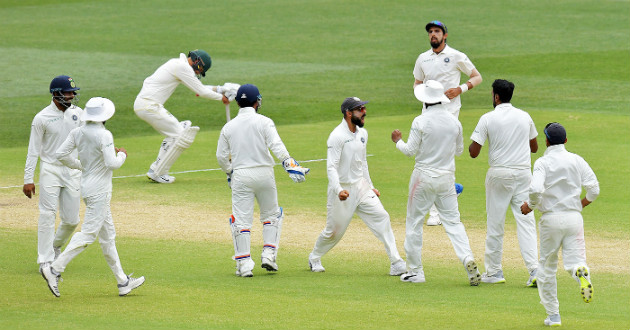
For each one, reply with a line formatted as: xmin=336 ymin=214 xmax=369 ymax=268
xmin=134 ymin=49 xmax=240 ymax=183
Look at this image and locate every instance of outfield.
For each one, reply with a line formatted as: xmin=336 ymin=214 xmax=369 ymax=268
xmin=1 ymin=0 xmax=629 ymax=329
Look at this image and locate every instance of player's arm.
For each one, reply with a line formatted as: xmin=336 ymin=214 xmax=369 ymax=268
xmin=394 ymin=119 xmax=422 ymax=157
xmin=23 ymin=118 xmax=44 ymax=198
xmin=101 ymin=131 xmax=126 ymax=170
xmin=56 ymin=129 xmax=82 ymax=170
xmin=469 ymin=117 xmax=487 ymax=158
xmin=326 ymin=135 xmax=345 ymax=198
xmin=177 ymin=63 xmax=224 ymax=101
xmin=215 ymin=128 xmax=232 ymax=174
xmin=580 ymin=157 xmax=600 ymax=208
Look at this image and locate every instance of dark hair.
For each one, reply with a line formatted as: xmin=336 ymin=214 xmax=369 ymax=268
xmin=236 ymin=98 xmax=256 ymax=108
xmin=492 ymin=79 xmax=515 ymax=103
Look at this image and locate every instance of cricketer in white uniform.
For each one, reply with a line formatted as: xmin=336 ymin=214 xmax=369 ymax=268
xmin=469 ymin=79 xmax=539 ymax=286
xmin=23 ymin=75 xmax=82 ymax=272
xmin=216 ymin=84 xmax=309 ymax=277
xmin=391 ymin=81 xmax=480 ymax=285
xmin=42 ymin=97 xmax=145 ymax=297
xmin=521 ymin=122 xmax=599 ymax=327
xmin=308 ymin=97 xmax=407 ymax=276
xmin=134 ymin=49 xmax=239 ymax=183
xmin=412 ymin=20 xmax=483 ymax=226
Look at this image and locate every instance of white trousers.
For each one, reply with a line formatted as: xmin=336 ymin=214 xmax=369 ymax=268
xmin=311 ymin=179 xmax=402 ymax=264
xmin=135 ymin=103 xmax=185 ymax=172
xmin=537 ymin=211 xmax=588 ymax=316
xmin=404 ymin=169 xmax=474 ymax=273
xmin=52 ymin=192 xmax=127 ymax=285
xmin=37 ymin=162 xmax=81 ymax=265
xmin=230 ymin=167 xmax=282 ymax=260
xmin=484 ymin=167 xmax=538 ymax=275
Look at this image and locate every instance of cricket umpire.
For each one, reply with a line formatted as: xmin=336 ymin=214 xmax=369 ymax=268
xmin=23 ymin=75 xmax=83 ymax=273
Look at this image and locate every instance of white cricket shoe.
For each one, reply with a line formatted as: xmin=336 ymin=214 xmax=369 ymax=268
xmin=481 ymin=270 xmax=506 ymax=284
xmin=261 ymin=249 xmax=278 ymax=272
xmin=308 ymin=254 xmax=325 ymax=272
xmin=426 ymin=214 xmax=441 ymax=226
xmin=400 ymin=271 xmax=425 ymax=283
xmin=465 ymin=259 xmax=481 ymax=286
xmin=576 ymin=266 xmax=593 ymax=303
xmin=41 ymin=265 xmax=61 ymax=297
xmin=544 ymin=314 xmax=561 ymax=327
xmin=526 ymin=268 xmax=537 ymax=287
xmin=118 ymin=274 xmax=145 ymax=296
xmin=147 ymin=169 xmax=176 ymax=184
xmin=236 ymin=258 xmax=255 ymax=277
xmin=389 ymin=260 xmax=407 ymax=276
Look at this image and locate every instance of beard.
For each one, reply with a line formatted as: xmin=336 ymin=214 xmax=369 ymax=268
xmin=351 ymin=113 xmax=365 ymax=128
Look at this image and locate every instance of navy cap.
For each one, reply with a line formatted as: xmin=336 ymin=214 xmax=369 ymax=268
xmin=236 ymin=84 xmax=262 ymax=106
xmin=341 ymin=97 xmax=368 ymax=113
xmin=544 ymin=122 xmax=567 ymax=145
xmin=425 ymin=20 xmax=447 ymax=34
xmin=50 ymin=75 xmax=79 ymax=94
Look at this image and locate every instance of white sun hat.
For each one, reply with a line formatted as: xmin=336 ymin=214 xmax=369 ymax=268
xmin=81 ymin=97 xmax=115 ymax=122
xmin=414 ymin=80 xmax=451 ymax=104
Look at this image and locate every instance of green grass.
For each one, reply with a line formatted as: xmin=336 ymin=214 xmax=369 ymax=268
xmin=1 ymin=0 xmax=629 ymax=329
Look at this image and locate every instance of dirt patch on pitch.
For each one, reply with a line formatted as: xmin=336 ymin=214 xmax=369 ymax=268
xmin=2 ymin=193 xmax=627 ymax=274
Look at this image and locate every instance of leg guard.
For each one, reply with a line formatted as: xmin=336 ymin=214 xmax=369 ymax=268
xmin=151 ymin=125 xmax=199 ymax=175
xmin=262 ymin=207 xmax=283 ymax=258
xmin=229 ymin=215 xmax=252 ymax=262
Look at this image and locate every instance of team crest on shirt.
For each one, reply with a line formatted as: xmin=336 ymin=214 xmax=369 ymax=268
xmin=444 ymin=57 xmax=450 ymax=63
xmin=361 ymin=137 xmax=365 ymax=144
xmin=72 ymin=115 xmax=78 ymax=121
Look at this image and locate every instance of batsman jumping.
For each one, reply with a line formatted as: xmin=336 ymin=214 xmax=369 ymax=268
xmin=134 ymin=49 xmax=240 ymax=183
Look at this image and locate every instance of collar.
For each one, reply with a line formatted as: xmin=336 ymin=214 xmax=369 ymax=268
xmin=340 ymin=119 xmax=357 ymax=135
xmin=494 ymin=103 xmax=512 ymax=110
xmin=431 ymin=44 xmax=451 ymax=56
xmin=544 ymin=144 xmax=566 ymax=155
xmin=238 ymin=107 xmax=256 ymax=115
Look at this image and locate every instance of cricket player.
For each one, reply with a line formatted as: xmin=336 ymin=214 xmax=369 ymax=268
xmin=392 ymin=81 xmax=480 ymax=285
xmin=521 ymin=122 xmax=599 ymax=327
xmin=134 ymin=49 xmax=240 ymax=183
xmin=469 ymin=79 xmax=539 ymax=286
xmin=42 ymin=97 xmax=144 ymax=297
xmin=308 ymin=97 xmax=407 ymax=276
xmin=216 ymin=84 xmax=309 ymax=277
xmin=413 ymin=20 xmax=483 ymax=226
xmin=23 ymin=75 xmax=83 ymax=273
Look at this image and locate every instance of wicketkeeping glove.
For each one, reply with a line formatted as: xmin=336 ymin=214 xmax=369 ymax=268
xmin=282 ymin=158 xmax=309 ymax=183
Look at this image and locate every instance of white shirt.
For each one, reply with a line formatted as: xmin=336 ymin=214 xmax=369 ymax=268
xmin=470 ymin=103 xmax=538 ymax=169
xmin=134 ymin=53 xmax=223 ymax=109
xmin=24 ymin=102 xmax=83 ymax=184
xmin=56 ymin=122 xmax=127 ymax=198
xmin=528 ymin=144 xmax=599 ymax=214
xmin=395 ymin=104 xmax=463 ymax=177
xmin=216 ymin=107 xmax=290 ymax=174
xmin=327 ymin=120 xmax=374 ymax=195
xmin=412 ymin=45 xmax=476 ymax=117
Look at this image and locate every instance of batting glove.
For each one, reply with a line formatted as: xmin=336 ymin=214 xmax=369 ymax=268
xmin=222 ymin=82 xmax=240 ymax=93
xmin=224 ymin=89 xmax=237 ymax=101
xmin=282 ymin=158 xmax=309 ymax=183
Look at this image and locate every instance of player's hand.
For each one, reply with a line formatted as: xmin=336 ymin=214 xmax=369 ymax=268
xmin=338 ymin=190 xmax=349 ymax=201
xmin=282 ymin=158 xmax=309 ymax=183
xmin=222 ymin=95 xmax=230 ymax=105
xmin=23 ymin=183 xmax=36 ymax=199
xmin=372 ymin=189 xmax=380 ymax=197
xmin=520 ymin=202 xmax=532 ymax=215
xmin=116 ymin=147 xmax=128 ymax=156
xmin=391 ymin=130 xmax=402 ymax=143
xmin=444 ymin=87 xmax=462 ymax=99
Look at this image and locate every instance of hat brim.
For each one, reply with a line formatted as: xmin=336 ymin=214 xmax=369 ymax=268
xmin=414 ymin=84 xmax=451 ymax=104
xmin=81 ymin=99 xmax=115 ymax=122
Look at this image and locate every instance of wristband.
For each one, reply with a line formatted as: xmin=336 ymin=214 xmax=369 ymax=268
xmin=459 ymin=83 xmax=469 ymax=93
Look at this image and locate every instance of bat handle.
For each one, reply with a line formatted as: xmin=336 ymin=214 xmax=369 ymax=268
xmin=225 ymin=103 xmax=231 ymax=122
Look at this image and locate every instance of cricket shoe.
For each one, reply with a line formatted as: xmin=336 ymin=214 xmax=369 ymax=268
xmin=41 ymin=265 xmax=61 ymax=297
xmin=389 ymin=260 xmax=407 ymax=276
xmin=426 ymin=214 xmax=441 ymax=226
xmin=308 ymin=253 xmax=325 ymax=272
xmin=118 ymin=274 xmax=145 ymax=296
xmin=526 ymin=268 xmax=537 ymax=287
xmin=236 ymin=258 xmax=255 ymax=277
xmin=481 ymin=270 xmax=506 ymax=284
xmin=147 ymin=169 xmax=175 ymax=184
xmin=576 ymin=266 xmax=593 ymax=303
xmin=543 ymin=314 xmax=561 ymax=327
xmin=465 ymin=259 xmax=481 ymax=286
xmin=261 ymin=248 xmax=278 ymax=272
xmin=400 ymin=271 xmax=425 ymax=283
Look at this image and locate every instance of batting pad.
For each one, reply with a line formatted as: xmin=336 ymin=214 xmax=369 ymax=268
xmin=153 ymin=126 xmax=200 ymax=175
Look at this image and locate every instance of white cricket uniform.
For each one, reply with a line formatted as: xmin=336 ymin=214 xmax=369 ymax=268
xmin=412 ymin=44 xmax=476 ymax=118
xmin=216 ymin=107 xmax=289 ymax=262
xmin=310 ymin=120 xmax=403 ymax=266
xmin=395 ymin=104 xmax=474 ymax=274
xmin=134 ymin=53 xmax=224 ymax=173
xmin=527 ymin=144 xmax=599 ymax=316
xmin=53 ymin=122 xmax=129 ymax=285
xmin=470 ymin=103 xmax=539 ymax=276
xmin=24 ymin=102 xmax=83 ymax=265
